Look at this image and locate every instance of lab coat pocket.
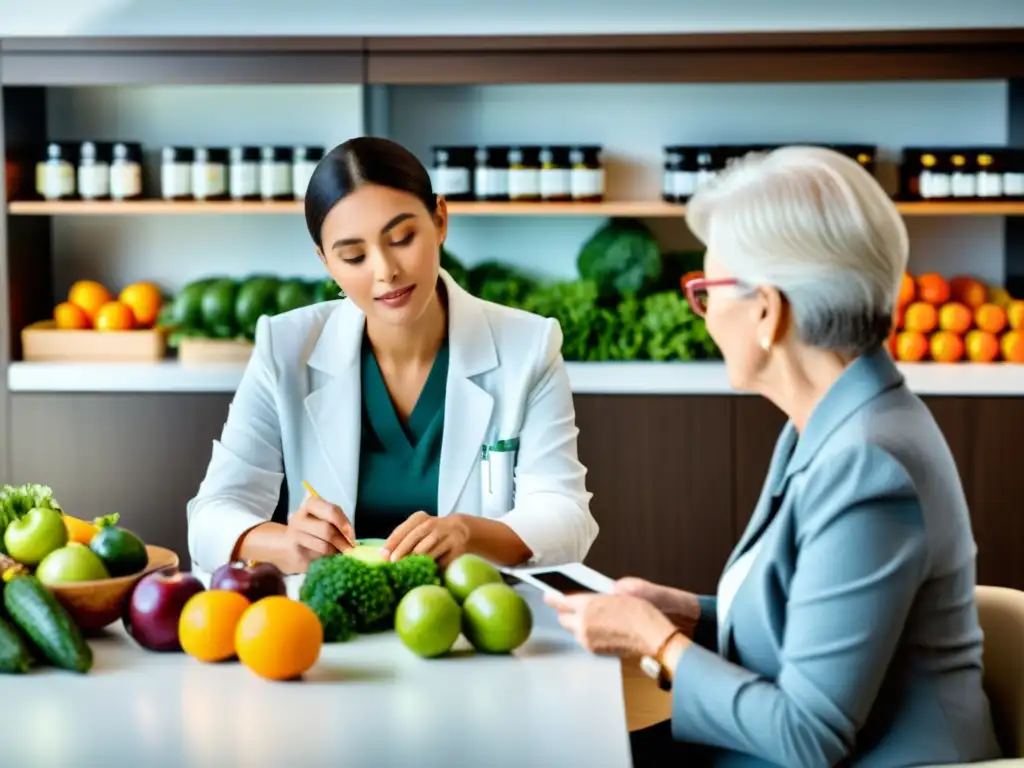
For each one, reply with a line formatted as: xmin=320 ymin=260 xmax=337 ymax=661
xmin=480 ymin=447 xmax=516 ymax=518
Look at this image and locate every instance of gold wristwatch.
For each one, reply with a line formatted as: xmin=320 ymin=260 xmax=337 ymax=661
xmin=640 ymin=630 xmax=681 ymax=691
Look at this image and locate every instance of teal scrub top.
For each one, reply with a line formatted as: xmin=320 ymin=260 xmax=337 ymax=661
xmin=354 ymin=334 xmax=449 ymax=540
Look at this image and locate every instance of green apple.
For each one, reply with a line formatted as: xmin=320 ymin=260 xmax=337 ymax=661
xmin=462 ymin=582 xmax=533 ymax=654
xmin=3 ymin=506 xmax=68 ymax=566
xmin=36 ymin=543 xmax=110 ymax=584
xmin=395 ymin=585 xmax=462 ymax=658
xmin=443 ymin=554 xmax=503 ymax=603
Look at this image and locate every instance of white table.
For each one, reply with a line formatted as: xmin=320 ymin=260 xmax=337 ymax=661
xmin=0 ymin=582 xmax=633 ymax=768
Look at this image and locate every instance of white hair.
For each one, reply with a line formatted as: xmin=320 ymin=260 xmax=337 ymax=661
xmin=685 ymin=145 xmax=909 ymax=355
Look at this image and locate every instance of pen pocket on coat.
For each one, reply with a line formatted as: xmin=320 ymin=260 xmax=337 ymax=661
xmin=480 ymin=447 xmax=516 ymax=517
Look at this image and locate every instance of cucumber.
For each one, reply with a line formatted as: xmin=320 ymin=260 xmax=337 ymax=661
xmin=3 ymin=571 xmax=92 ymax=673
xmin=0 ymin=614 xmax=33 ymax=673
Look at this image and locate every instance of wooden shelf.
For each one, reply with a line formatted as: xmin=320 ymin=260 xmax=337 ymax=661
xmin=8 ymin=360 xmax=1024 ymax=396
xmin=8 ymin=200 xmax=1024 ymax=218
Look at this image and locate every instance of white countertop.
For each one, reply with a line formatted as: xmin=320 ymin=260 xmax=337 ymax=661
xmin=0 ymin=583 xmax=631 ymax=768
xmin=8 ymin=359 xmax=1024 ymax=396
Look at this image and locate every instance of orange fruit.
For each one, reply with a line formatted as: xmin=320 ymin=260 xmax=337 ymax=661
xmin=949 ymin=276 xmax=988 ymax=309
xmin=902 ymin=302 xmax=938 ymax=333
xmin=118 ymin=281 xmax=163 ymax=327
xmin=67 ymin=280 xmax=113 ymax=321
xmin=93 ymin=301 xmax=136 ymax=331
xmin=235 ymin=596 xmax=323 ymax=681
xmin=1001 ymin=331 xmax=1024 ymax=363
xmin=937 ymin=302 xmax=972 ymax=335
xmin=989 ymin=286 xmax=1012 ymax=309
xmin=964 ymin=330 xmax=1000 ymax=363
xmin=63 ymin=515 xmax=100 ymax=544
xmin=974 ymin=303 xmax=1007 ymax=335
xmin=916 ymin=273 xmax=951 ymax=305
xmin=53 ymin=301 xmax=91 ymax=330
xmin=179 ymin=590 xmax=251 ymax=663
xmin=893 ymin=304 xmax=905 ymax=331
xmin=897 ymin=272 xmax=915 ymax=308
xmin=1006 ymin=300 xmax=1024 ymax=331
xmin=930 ymin=331 xmax=964 ymax=363
xmin=894 ymin=331 xmax=928 ymax=362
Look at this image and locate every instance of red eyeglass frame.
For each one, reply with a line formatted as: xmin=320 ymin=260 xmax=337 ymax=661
xmin=683 ymin=276 xmax=740 ymax=318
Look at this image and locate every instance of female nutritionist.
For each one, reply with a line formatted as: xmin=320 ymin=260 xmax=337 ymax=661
xmin=547 ymin=146 xmax=1002 ymax=767
xmin=186 ymin=136 xmax=597 ymax=581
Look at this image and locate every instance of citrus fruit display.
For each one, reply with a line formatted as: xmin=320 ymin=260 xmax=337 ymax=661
xmin=179 ymin=590 xmax=251 ymax=663
xmin=235 ymin=596 xmax=323 ymax=680
xmin=461 ymin=582 xmax=533 ymax=654
xmin=395 ymin=585 xmax=462 ymax=658
xmin=443 ymin=553 xmax=503 ymax=603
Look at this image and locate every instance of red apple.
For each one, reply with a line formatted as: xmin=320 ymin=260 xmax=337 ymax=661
xmin=210 ymin=560 xmax=286 ymax=603
xmin=124 ymin=571 xmax=205 ymax=651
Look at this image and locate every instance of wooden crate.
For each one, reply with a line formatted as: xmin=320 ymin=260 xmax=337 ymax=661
xmin=178 ymin=337 xmax=254 ymax=365
xmin=21 ymin=320 xmax=167 ymax=362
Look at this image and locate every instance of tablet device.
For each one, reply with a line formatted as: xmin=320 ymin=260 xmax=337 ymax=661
xmin=503 ymin=562 xmax=615 ymax=596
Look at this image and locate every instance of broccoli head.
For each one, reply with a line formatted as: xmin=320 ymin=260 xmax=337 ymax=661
xmin=387 ymin=554 xmax=441 ymax=598
xmin=300 ymin=554 xmax=396 ymax=636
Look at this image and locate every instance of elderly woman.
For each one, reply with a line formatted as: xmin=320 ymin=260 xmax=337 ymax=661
xmin=547 ymin=146 xmax=1002 ymax=767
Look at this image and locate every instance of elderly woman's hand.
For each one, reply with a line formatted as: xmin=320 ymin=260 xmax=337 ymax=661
xmin=544 ymin=592 xmax=680 ymax=658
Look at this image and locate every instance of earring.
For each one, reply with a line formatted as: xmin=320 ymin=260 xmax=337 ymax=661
xmin=760 ymin=336 xmax=771 ymax=351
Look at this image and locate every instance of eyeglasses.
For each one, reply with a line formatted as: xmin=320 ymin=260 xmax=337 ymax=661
xmin=683 ymin=277 xmax=740 ymax=318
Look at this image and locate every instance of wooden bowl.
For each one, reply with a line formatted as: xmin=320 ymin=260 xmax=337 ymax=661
xmin=45 ymin=545 xmax=180 ymax=631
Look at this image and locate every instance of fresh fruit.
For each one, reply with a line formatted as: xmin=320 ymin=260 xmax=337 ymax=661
xmin=1005 ymin=299 xmax=1024 ymax=330
xmin=916 ymin=273 xmax=951 ymax=305
xmin=179 ymin=590 xmax=251 ymax=663
xmin=235 ymin=595 xmax=323 ymax=680
xmin=897 ymin=272 xmax=915 ymax=308
xmin=1001 ymin=331 xmax=1024 ymax=363
xmin=894 ymin=331 xmax=929 ymax=362
xmin=2 ymin=566 xmax=92 ymax=672
xmin=344 ymin=541 xmax=389 ymax=566
xmin=118 ymin=281 xmax=163 ymax=327
xmin=3 ymin=506 xmax=68 ymax=566
xmin=930 ymin=331 xmax=965 ymax=363
xmin=965 ymin=330 xmax=1000 ymax=363
xmin=93 ymin=301 xmax=135 ymax=331
xmin=68 ymin=280 xmax=112 ymax=321
xmin=461 ymin=582 xmax=533 ymax=654
xmin=937 ymin=302 xmax=973 ymax=335
xmin=949 ymin=276 xmax=988 ymax=309
xmin=990 ymin=286 xmax=1012 ymax=309
xmin=234 ymin=276 xmax=279 ymax=337
xmin=35 ymin=543 xmax=110 ymax=584
xmin=975 ymin=303 xmax=1008 ymax=335
xmin=89 ymin=516 xmax=148 ymax=577
xmin=200 ymin=278 xmax=240 ymax=337
xmin=125 ymin=571 xmax=205 ymax=652
xmin=902 ymin=302 xmax=937 ymax=333
xmin=63 ymin=514 xmax=108 ymax=545
xmin=443 ymin=554 xmax=503 ymax=604
xmin=0 ymin=614 xmax=34 ymax=674
xmin=395 ymin=585 xmax=462 ymax=658
xmin=211 ymin=560 xmax=287 ymax=603
xmin=53 ymin=301 xmax=91 ymax=330
xmin=276 ymin=279 xmax=314 ymax=315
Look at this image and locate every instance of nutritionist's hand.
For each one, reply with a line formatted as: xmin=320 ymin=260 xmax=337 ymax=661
xmin=284 ymin=493 xmax=356 ymax=571
xmin=382 ymin=511 xmax=470 ymax=567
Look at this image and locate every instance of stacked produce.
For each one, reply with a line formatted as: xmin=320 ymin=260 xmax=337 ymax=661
xmin=53 ymin=279 xmax=164 ymax=331
xmin=161 ymin=274 xmax=340 ymax=346
xmin=0 ymin=484 xmax=150 ymax=675
xmin=300 ymin=541 xmax=533 ymax=658
xmin=890 ymin=272 xmax=1024 ymax=363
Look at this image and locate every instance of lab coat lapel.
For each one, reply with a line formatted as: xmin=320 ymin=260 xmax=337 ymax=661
xmin=437 ymin=272 xmax=497 ymax=518
xmin=303 ymin=300 xmax=364 ymax=520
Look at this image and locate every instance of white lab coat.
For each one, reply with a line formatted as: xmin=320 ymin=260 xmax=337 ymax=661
xmin=186 ymin=270 xmax=598 ymax=579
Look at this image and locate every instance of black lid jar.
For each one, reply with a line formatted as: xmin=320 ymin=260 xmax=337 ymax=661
xmin=35 ymin=142 xmax=78 ymax=201
xmin=77 ymin=141 xmax=112 ymax=201
xmin=192 ymin=147 xmax=229 ymax=201
xmin=229 ymin=146 xmax=260 ymax=201
xmin=508 ymin=146 xmax=542 ymax=202
xmin=695 ymin=147 xmax=721 ymax=192
xmin=903 ymin=149 xmax=952 ymax=201
xmin=110 ymin=142 xmax=143 ymax=200
xmin=539 ymin=146 xmax=572 ymax=202
xmin=292 ymin=146 xmax=325 ymax=201
xmin=430 ymin=146 xmax=475 ymax=202
xmin=949 ymin=150 xmax=978 ymax=199
xmin=161 ymin=146 xmax=195 ymax=201
xmin=974 ymin=149 xmax=1007 ymax=199
xmin=663 ymin=146 xmax=698 ymax=203
xmin=260 ymin=146 xmax=293 ymax=201
xmin=474 ymin=146 xmax=510 ymax=202
xmin=569 ymin=146 xmax=604 ymax=202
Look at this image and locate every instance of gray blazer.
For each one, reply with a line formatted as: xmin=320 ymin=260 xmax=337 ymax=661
xmin=673 ymin=349 xmax=1002 ymax=767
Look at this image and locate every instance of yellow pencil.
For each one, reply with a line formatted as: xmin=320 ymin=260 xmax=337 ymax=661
xmin=302 ymin=480 xmax=319 ymax=498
